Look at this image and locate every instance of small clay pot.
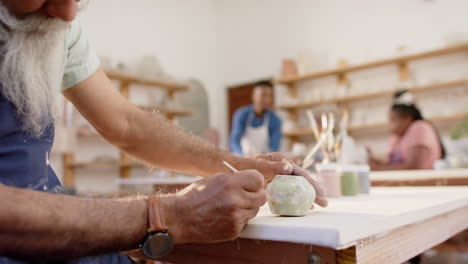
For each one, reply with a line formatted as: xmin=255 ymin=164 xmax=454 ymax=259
xmin=266 ymin=175 xmax=316 ymax=216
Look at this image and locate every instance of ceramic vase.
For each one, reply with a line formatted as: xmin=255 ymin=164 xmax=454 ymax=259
xmin=266 ymin=175 xmax=316 ymax=216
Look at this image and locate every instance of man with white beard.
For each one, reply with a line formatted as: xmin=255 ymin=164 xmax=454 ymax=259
xmin=0 ymin=0 xmax=327 ymax=263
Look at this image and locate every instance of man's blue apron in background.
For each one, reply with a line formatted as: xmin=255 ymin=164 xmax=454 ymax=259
xmin=0 ymin=90 xmax=133 ymax=263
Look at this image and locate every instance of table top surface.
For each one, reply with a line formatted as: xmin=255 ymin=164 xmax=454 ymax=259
xmin=239 ymin=186 xmax=468 ymax=250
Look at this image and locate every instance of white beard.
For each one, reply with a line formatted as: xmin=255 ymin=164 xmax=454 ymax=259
xmin=0 ymin=5 xmax=70 ymax=137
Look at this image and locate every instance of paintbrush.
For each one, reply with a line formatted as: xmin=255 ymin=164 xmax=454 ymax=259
xmin=321 ymin=113 xmax=328 ymax=133
xmin=222 ymin=161 xmax=239 ymax=173
xmin=334 ymin=110 xmax=349 ymax=159
xmin=302 ymin=136 xmax=326 ymax=169
xmin=326 ymin=112 xmax=335 ymax=161
xmin=306 ymin=110 xmax=321 ymax=141
xmin=307 ymin=110 xmax=329 ymax=162
xmin=318 ymin=113 xmax=330 ymax=163
xmin=327 ymin=112 xmax=335 ymax=150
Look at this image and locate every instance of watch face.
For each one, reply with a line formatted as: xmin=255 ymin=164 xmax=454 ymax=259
xmin=142 ymin=232 xmax=174 ymax=259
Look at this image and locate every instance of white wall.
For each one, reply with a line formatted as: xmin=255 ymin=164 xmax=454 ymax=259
xmin=214 ymin=0 xmax=468 ymax=84
xmin=80 ymin=0 xmax=220 ymax=131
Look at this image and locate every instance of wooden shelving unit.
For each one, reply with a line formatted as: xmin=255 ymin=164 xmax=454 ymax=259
xmin=282 ymin=128 xmax=316 ymax=138
xmin=277 ymin=43 xmax=468 ymax=85
xmin=137 ymin=105 xmax=193 ymax=120
xmin=276 ymin=43 xmax=468 ymax=145
xmin=278 ymin=79 xmax=468 ymax=111
xmin=282 ymin=114 xmax=467 ymax=139
xmin=106 ymin=71 xmax=189 ymax=95
xmin=62 ymin=71 xmax=191 ymax=189
xmin=70 ymin=160 xmax=145 ymax=169
xmin=77 ymin=106 xmax=193 ymax=138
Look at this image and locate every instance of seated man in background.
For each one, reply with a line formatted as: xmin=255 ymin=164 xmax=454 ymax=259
xmin=0 ymin=1 xmax=327 ymax=263
xmin=369 ymin=90 xmax=446 ymax=170
xmin=230 ymin=81 xmax=283 ymax=156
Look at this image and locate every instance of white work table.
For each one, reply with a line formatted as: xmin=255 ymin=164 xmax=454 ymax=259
xmin=162 ymin=187 xmax=468 ymax=264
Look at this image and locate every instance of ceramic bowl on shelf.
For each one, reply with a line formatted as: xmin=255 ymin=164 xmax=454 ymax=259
xmin=266 ymin=175 xmax=316 ymax=216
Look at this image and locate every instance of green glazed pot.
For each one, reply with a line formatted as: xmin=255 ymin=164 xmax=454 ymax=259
xmin=266 ymin=175 xmax=316 ymax=216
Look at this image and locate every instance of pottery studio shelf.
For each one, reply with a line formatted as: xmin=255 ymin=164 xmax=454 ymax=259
xmin=138 ymin=105 xmax=193 ymax=119
xmin=62 ymin=156 xmax=148 ymax=189
xmin=106 ymin=71 xmax=189 ymax=94
xmin=277 ymin=43 xmax=468 ymax=86
xmin=282 ymin=113 xmax=467 ymax=139
xmin=62 ymin=71 xmax=192 ymax=189
xmin=278 ymin=79 xmax=468 ymax=111
xmin=70 ymin=160 xmax=146 ymax=169
xmin=77 ymin=107 xmax=193 ymax=138
xmin=276 ymin=43 xmax=468 ymax=144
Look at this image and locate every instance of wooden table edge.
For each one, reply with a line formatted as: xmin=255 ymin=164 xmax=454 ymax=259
xmin=156 ymin=204 xmax=468 ymax=264
xmin=353 ymin=204 xmax=468 ymax=263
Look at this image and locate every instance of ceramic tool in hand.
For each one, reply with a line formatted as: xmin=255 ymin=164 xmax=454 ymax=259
xmin=222 ymin=161 xmax=239 ymax=173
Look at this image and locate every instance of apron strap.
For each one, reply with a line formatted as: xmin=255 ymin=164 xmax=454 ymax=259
xmin=247 ymin=110 xmax=269 ymax=128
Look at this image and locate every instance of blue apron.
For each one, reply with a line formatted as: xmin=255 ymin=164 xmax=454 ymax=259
xmin=0 ymin=90 xmax=133 ymax=263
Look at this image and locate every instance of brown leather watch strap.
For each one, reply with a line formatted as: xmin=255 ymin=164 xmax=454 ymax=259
xmin=146 ymin=196 xmax=167 ymax=233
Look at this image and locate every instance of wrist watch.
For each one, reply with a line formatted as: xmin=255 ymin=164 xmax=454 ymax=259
xmin=140 ymin=196 xmax=174 ymax=259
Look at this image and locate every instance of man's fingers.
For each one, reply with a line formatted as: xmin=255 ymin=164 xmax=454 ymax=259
xmin=305 ymin=176 xmax=328 ymax=207
xmin=242 ymin=189 xmax=267 ymax=208
xmin=260 ymin=152 xmax=287 ymax=162
xmin=315 ymin=196 xmax=328 ymax=207
xmin=242 ymin=207 xmax=261 ymax=222
xmin=304 ymin=174 xmax=326 ymax=196
xmin=292 ymin=165 xmax=310 ymax=178
xmin=294 ymin=165 xmax=326 ymax=196
xmin=293 ymin=165 xmax=328 ymax=207
xmin=234 ymin=170 xmax=265 ymax=192
xmin=270 ymin=161 xmax=294 ymax=175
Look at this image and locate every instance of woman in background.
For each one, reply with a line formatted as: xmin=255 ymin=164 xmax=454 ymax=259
xmin=369 ymin=90 xmax=446 ymax=170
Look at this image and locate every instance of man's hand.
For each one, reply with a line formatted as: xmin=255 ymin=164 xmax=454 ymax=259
xmin=158 ymin=170 xmax=267 ymax=244
xmin=252 ymin=152 xmax=328 ymax=208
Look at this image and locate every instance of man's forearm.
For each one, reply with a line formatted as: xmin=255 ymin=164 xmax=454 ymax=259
xmin=119 ymin=111 xmax=252 ymax=177
xmin=0 ymin=184 xmax=147 ymax=260
xmin=64 ymin=69 xmax=250 ymax=177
